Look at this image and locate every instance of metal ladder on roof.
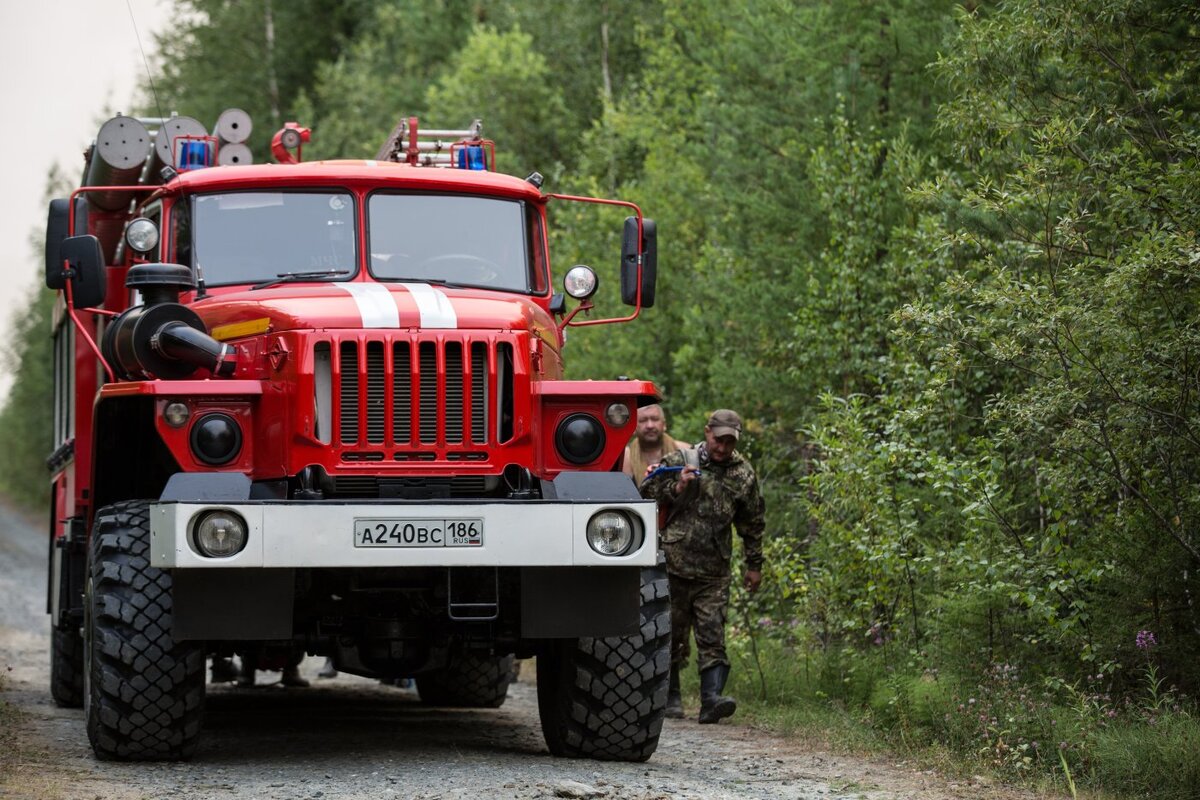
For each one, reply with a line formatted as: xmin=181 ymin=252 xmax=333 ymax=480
xmin=375 ymin=116 xmax=494 ymax=170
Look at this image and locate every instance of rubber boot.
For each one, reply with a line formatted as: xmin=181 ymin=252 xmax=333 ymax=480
xmin=236 ymin=656 xmax=256 ymax=687
xmin=665 ymin=664 xmax=684 ymax=719
xmin=281 ymin=660 xmax=310 ymax=687
xmin=698 ymin=664 xmax=736 ymax=724
xmin=211 ymin=657 xmax=238 ymax=683
xmin=280 ymin=657 xmax=309 ymax=690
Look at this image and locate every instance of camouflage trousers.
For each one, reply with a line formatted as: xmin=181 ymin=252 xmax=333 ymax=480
xmin=668 ymin=572 xmax=731 ymax=672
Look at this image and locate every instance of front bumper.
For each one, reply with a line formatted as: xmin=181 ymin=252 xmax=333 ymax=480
xmin=148 ymin=499 xmax=657 ymax=569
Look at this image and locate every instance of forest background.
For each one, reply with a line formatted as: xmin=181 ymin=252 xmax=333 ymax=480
xmin=1 ymin=2 xmax=1197 ymax=797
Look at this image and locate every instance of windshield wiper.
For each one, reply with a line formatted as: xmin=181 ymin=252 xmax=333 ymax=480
xmin=251 ymin=269 xmax=350 ymax=291
xmin=392 ymin=277 xmax=471 ymax=290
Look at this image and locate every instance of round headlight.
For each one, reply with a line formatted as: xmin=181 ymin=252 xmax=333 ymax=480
xmin=555 ymin=413 xmax=605 ymax=465
xmin=605 ymin=402 xmax=631 ymax=427
xmin=190 ymin=413 xmax=242 ymax=465
xmin=163 ymin=401 xmax=190 ymax=428
xmin=193 ymin=510 xmax=248 ymax=557
xmin=563 ymin=265 xmax=598 ymax=300
xmin=125 ymin=217 xmax=159 ymax=254
xmin=586 ymin=511 xmax=634 ymax=556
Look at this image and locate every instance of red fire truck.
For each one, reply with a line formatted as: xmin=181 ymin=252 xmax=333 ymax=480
xmin=43 ymin=112 xmax=666 ymax=762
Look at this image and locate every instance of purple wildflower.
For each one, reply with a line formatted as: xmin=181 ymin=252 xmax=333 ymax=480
xmin=1135 ymin=630 xmax=1157 ymax=650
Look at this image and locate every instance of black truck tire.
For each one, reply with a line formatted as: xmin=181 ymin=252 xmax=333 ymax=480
xmin=50 ymin=622 xmax=85 ymax=708
xmin=536 ymin=562 xmax=671 ymax=761
xmin=416 ymin=653 xmax=516 ymax=708
xmin=84 ymin=502 xmax=205 ymax=760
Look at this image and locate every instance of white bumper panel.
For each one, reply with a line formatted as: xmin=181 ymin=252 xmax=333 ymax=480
xmin=149 ymin=500 xmax=658 ymax=569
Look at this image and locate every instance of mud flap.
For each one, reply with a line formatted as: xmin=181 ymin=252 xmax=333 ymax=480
xmin=172 ymin=568 xmax=294 ymax=640
xmin=521 ymin=567 xmax=640 ymax=637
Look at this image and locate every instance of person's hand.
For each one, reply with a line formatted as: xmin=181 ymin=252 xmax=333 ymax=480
xmin=674 ymin=465 xmax=699 ymax=495
xmin=743 ymin=569 xmax=762 ymax=593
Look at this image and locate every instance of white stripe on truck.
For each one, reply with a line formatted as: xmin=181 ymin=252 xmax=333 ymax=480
xmin=400 ymin=282 xmax=458 ymax=328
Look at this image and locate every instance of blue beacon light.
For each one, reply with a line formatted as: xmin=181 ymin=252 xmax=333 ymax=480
xmin=178 ymin=140 xmax=213 ymax=170
xmin=457 ymin=145 xmax=486 ymax=171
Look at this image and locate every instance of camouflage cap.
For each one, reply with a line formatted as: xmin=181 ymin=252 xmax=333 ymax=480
xmin=706 ymin=409 xmax=742 ymax=440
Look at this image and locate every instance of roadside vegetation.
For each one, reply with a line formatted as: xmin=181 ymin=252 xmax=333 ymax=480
xmin=0 ymin=673 xmax=38 ymax=798
xmin=2 ymin=2 xmax=1196 ymax=797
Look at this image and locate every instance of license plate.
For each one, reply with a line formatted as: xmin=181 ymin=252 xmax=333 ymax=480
xmin=354 ymin=518 xmax=483 ymax=548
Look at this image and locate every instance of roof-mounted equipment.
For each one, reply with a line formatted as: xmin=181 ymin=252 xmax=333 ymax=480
xmin=376 ymin=116 xmax=494 ymax=170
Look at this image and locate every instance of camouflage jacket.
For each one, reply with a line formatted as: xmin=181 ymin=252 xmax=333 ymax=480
xmin=639 ymin=444 xmax=765 ymax=579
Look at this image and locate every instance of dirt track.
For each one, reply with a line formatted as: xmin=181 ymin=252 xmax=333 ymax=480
xmin=0 ymin=499 xmax=1048 ymax=800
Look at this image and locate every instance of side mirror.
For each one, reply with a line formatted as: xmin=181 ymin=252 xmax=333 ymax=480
xmin=620 ymin=216 xmax=656 ymax=308
xmin=44 ymin=198 xmax=89 ymax=290
xmin=54 ymin=235 xmax=106 ymax=309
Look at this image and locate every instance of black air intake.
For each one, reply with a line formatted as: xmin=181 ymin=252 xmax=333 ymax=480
xmin=100 ymin=263 xmax=237 ymax=380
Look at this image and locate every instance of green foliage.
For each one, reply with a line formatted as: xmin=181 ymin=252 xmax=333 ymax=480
xmin=298 ymin=0 xmax=481 ymax=161
xmin=0 ymin=166 xmax=73 ymax=508
xmin=425 ymin=26 xmax=568 ymax=176
xmin=151 ymin=0 xmax=374 ymax=156
xmin=898 ymin=0 xmax=1200 ymax=682
xmin=0 ymin=285 xmax=55 ymax=507
xmin=727 ymin=636 xmax=1198 ymax=799
xmin=1089 ymin=714 xmax=1200 ymax=800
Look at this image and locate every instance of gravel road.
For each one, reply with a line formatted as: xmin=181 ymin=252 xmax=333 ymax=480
xmin=0 ymin=499 xmax=1046 ymax=800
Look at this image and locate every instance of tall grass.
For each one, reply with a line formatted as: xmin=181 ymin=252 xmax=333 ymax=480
xmin=713 ymin=634 xmax=1200 ymax=799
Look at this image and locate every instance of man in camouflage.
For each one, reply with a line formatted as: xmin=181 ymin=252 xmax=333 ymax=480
xmin=639 ymin=409 xmax=764 ymax=723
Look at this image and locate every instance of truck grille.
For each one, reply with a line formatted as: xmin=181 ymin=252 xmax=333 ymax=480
xmin=320 ymin=336 xmax=514 ymax=456
xmin=330 ymin=475 xmax=494 ymax=498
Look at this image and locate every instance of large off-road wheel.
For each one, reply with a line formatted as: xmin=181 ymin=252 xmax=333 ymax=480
xmin=84 ymin=501 xmax=205 ymax=760
xmin=536 ymin=562 xmax=671 ymax=761
xmin=416 ymin=652 xmax=516 ymax=708
xmin=50 ymin=622 xmax=84 ymax=707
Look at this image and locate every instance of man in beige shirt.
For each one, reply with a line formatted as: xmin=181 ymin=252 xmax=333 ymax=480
xmin=622 ymin=403 xmax=692 ymax=481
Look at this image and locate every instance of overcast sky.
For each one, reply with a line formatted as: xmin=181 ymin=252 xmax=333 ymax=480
xmin=0 ymin=0 xmax=170 ymax=398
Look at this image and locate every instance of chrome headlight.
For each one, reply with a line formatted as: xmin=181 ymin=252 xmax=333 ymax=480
xmin=563 ymin=265 xmax=598 ymax=299
xmin=586 ymin=510 xmax=634 ymax=556
xmin=192 ymin=510 xmax=248 ymax=558
xmin=124 ymin=217 xmax=159 ymax=253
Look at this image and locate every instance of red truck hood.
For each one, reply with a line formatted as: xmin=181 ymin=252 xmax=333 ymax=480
xmin=192 ymin=282 xmax=555 ymax=338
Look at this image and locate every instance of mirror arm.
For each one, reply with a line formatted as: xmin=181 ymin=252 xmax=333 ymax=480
xmin=567 ymin=299 xmax=642 ymax=327
xmin=545 ymin=192 xmax=646 ymax=326
xmin=556 ymin=299 xmax=595 ymax=333
xmin=63 ymin=275 xmax=115 ymax=383
xmin=56 ymin=262 xmax=118 ymax=316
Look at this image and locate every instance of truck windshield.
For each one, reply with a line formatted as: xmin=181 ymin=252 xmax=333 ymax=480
xmin=367 ymin=193 xmax=532 ymax=292
xmin=192 ymin=191 xmax=357 ymax=286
